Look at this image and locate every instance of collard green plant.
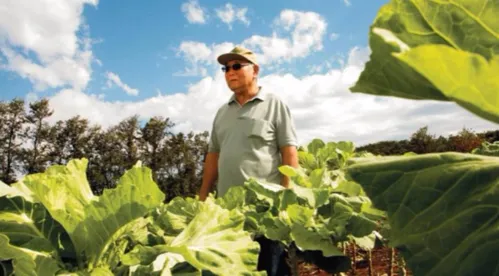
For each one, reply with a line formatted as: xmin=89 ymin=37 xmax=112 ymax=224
xmin=216 ymin=139 xmax=385 ymax=275
xmin=472 ymin=141 xmax=499 ymax=157
xmin=350 ymin=0 xmax=499 ymax=124
xmin=346 ymin=0 xmax=499 ymax=275
xmin=0 ymin=159 xmax=263 ymax=275
xmin=346 ymin=153 xmax=499 ymax=276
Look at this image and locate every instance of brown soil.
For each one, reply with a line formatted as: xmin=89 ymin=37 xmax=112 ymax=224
xmin=297 ymin=244 xmax=413 ymax=276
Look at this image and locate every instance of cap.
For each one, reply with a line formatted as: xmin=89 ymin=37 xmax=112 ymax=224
xmin=217 ymin=46 xmax=258 ymax=66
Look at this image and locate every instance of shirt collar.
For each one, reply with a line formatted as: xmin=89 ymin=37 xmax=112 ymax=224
xmin=228 ymin=86 xmax=266 ymax=105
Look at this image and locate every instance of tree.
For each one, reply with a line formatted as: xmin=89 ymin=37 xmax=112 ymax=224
xmin=408 ymin=126 xmax=436 ymax=153
xmin=0 ymin=99 xmax=26 ymax=183
xmin=448 ymin=127 xmax=484 ymax=153
xmin=20 ymin=99 xmax=54 ymax=174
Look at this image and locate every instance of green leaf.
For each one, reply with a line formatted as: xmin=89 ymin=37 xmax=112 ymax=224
xmin=78 ymin=161 xmax=165 ymax=270
xmin=473 ymin=141 xmax=499 ymax=157
xmin=298 ymin=151 xmax=318 ymax=171
xmin=309 ymin=168 xmax=331 ymax=188
xmin=245 ymin=178 xmax=284 ymax=203
xmin=156 ymin=197 xmax=200 ymax=237
xmin=0 ymin=185 xmax=75 ymax=259
xmin=394 ymin=45 xmax=499 ymax=124
xmin=0 ymin=234 xmax=62 ymax=276
xmin=290 ymin=224 xmax=343 ymax=257
xmin=286 ymin=204 xmax=314 ymax=228
xmin=12 ymin=158 xmax=166 ymax=271
xmin=307 ymin=139 xmax=325 ymax=155
xmin=346 ymin=152 xmax=499 ymax=276
xmin=291 ymin=185 xmax=329 ymax=209
xmin=165 ymin=198 xmax=262 ymax=275
xmin=215 ymin=186 xmax=247 ymax=210
xmin=13 ymin=159 xmax=96 ymax=254
xmin=350 ymin=0 xmax=499 ymax=123
xmin=278 ymin=165 xmax=298 ymax=177
xmin=261 ymin=215 xmax=292 ymax=245
xmin=122 ymin=245 xmax=200 ymax=276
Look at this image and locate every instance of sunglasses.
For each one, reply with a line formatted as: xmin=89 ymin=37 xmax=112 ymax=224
xmin=221 ymin=63 xmax=251 ymax=72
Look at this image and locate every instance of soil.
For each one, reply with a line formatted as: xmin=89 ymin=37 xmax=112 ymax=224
xmin=297 ymin=244 xmax=413 ymax=276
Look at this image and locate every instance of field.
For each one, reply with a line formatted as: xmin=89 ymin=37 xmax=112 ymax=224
xmin=1 ymin=0 xmax=498 ymax=275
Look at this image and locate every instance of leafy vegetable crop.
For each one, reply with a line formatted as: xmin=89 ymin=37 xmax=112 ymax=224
xmin=215 ymin=139 xmax=385 ymax=274
xmin=346 ymin=0 xmax=499 ymax=275
xmin=0 ymin=159 xmax=263 ymax=275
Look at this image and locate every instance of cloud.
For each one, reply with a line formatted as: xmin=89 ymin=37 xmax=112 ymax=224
xmin=181 ymin=0 xmax=207 ymax=24
xmin=215 ymin=3 xmax=250 ymax=30
xmin=242 ymin=10 xmax=327 ymax=65
xmin=343 ymin=0 xmax=352 ymax=6
xmin=175 ymin=9 xmax=327 ymax=77
xmin=175 ymin=41 xmax=235 ymax=76
xmin=330 ymin=33 xmax=340 ymax=41
xmin=0 ymin=0 xmax=98 ymax=91
xmin=44 ymin=46 xmax=498 ymax=147
xmin=105 ymin=72 xmax=139 ymax=96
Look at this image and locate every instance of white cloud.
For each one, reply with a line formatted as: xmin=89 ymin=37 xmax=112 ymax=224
xmin=181 ymin=0 xmax=207 ymax=24
xmin=330 ymin=33 xmax=340 ymax=41
xmin=343 ymin=0 xmax=352 ymax=6
xmin=175 ymin=41 xmax=235 ymax=76
xmin=175 ymin=9 xmax=327 ymax=77
xmin=215 ymin=3 xmax=250 ymax=30
xmin=105 ymin=72 xmax=139 ymax=96
xmin=0 ymin=0 xmax=98 ymax=91
xmin=44 ymin=46 xmax=498 ymax=147
xmin=242 ymin=10 xmax=327 ymax=65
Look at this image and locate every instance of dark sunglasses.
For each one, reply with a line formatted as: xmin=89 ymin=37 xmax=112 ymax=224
xmin=221 ymin=63 xmax=251 ymax=72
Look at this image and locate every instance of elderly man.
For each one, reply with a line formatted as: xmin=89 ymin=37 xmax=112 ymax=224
xmin=198 ymin=46 xmax=299 ymax=275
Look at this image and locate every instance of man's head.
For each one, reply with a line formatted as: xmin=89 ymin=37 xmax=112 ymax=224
xmin=217 ymin=46 xmax=259 ymax=94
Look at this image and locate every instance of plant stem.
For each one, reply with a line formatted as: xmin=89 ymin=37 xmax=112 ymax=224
xmin=397 ymin=253 xmax=407 ymax=276
xmin=287 ymin=246 xmax=300 ymax=276
xmin=352 ymin=242 xmax=356 ymax=274
xmin=389 ymin=247 xmax=394 ymax=276
xmin=368 ymin=250 xmax=373 ymax=276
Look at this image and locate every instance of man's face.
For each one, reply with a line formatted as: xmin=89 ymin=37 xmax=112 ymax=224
xmin=224 ymin=59 xmax=257 ymax=92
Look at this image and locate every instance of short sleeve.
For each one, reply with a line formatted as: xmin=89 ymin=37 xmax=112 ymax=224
xmin=208 ymin=113 xmax=220 ymax=153
xmin=275 ymin=100 xmax=298 ymax=148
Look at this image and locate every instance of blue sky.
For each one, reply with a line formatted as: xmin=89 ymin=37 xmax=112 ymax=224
xmin=0 ymin=0 xmax=497 ymax=146
xmin=1 ymin=0 xmax=385 ymax=102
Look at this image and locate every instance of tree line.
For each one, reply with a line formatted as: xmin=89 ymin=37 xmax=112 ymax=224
xmin=356 ymin=126 xmax=499 ymax=155
xmin=2 ymin=97 xmax=498 ymax=201
xmin=0 ymin=98 xmax=209 ymax=202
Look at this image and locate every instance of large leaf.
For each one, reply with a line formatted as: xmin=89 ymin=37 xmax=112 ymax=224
xmin=346 ymin=152 xmax=499 ymax=276
xmin=0 ymin=234 xmax=62 ymax=276
xmin=156 ymin=197 xmax=201 ymax=237
xmin=165 ymin=198 xmax=263 ymax=275
xmin=350 ymin=0 xmax=499 ymax=123
xmin=0 ymin=181 xmax=75 ymax=274
xmin=12 ymin=159 xmax=96 ymax=254
xmin=78 ymin=161 xmax=166 ymax=269
xmin=394 ymin=44 xmax=499 ymax=124
xmin=10 ymin=159 xmax=166 ymax=272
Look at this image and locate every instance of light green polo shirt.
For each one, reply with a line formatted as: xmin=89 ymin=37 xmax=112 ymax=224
xmin=208 ymin=86 xmax=298 ymax=197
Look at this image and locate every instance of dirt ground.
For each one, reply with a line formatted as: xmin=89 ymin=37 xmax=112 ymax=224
xmin=297 ymin=244 xmax=412 ymax=276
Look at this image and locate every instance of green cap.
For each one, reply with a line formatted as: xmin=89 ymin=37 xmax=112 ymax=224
xmin=217 ymin=46 xmax=258 ymax=66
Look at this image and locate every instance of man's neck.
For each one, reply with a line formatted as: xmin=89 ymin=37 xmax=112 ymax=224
xmin=234 ymin=84 xmax=260 ymax=105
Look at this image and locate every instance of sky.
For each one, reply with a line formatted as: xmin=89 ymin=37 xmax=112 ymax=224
xmin=0 ymin=0 xmax=497 ymax=147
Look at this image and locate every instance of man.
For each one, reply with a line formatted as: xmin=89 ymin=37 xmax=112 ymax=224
xmin=198 ymin=46 xmax=299 ymax=275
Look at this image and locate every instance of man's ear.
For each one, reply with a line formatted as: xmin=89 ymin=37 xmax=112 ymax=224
xmin=253 ymin=64 xmax=259 ymax=77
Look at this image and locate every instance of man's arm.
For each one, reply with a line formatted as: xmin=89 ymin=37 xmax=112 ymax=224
xmin=275 ymin=99 xmax=299 ymax=188
xmin=198 ymin=152 xmax=219 ymax=201
xmin=280 ymin=145 xmax=299 ymax=188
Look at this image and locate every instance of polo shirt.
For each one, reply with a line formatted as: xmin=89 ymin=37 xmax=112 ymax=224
xmin=208 ymin=86 xmax=298 ymax=197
